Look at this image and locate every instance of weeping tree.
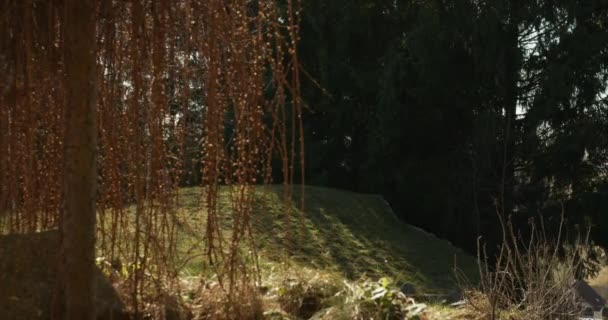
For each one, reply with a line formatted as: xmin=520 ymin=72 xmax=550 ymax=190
xmin=0 ymin=0 xmax=303 ymax=318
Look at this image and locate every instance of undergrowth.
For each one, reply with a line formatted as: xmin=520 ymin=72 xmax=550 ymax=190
xmin=456 ymin=210 xmax=602 ymax=320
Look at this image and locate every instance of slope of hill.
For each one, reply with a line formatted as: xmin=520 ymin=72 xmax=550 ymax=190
xmin=175 ymin=185 xmax=478 ymax=294
xmin=0 ymin=185 xmax=478 ymax=319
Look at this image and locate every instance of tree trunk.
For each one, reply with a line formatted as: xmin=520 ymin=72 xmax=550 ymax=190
xmin=61 ymin=1 xmax=98 ymax=319
xmin=501 ymin=0 xmax=520 ymax=217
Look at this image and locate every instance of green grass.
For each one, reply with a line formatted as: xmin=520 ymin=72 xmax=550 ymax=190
xmin=172 ymin=185 xmax=478 ymax=294
xmin=0 ymin=185 xmax=479 ymax=318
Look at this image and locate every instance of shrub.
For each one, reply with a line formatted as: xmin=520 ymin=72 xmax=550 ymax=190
xmin=457 ymin=210 xmax=592 ymax=320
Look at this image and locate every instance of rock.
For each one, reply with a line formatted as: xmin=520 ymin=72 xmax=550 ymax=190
xmin=0 ymin=230 xmax=127 ymax=320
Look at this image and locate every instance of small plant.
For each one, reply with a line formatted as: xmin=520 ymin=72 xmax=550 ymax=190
xmin=326 ymin=277 xmax=427 ymax=320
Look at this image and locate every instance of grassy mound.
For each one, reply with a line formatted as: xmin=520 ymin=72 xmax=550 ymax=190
xmin=175 ymin=185 xmax=477 ymax=294
xmin=0 ymin=185 xmax=478 ymax=319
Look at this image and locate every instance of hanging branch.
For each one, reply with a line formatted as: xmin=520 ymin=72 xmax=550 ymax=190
xmin=0 ymin=0 xmax=303 ymax=316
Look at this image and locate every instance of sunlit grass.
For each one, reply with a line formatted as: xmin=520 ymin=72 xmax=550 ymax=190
xmin=3 ymin=185 xmax=478 ymax=294
xmin=163 ymin=185 xmax=478 ymax=294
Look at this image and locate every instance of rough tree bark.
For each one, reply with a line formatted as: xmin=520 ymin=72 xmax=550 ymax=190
xmin=61 ymin=0 xmax=98 ymax=319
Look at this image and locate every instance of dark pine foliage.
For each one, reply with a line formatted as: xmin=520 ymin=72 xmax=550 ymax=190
xmin=295 ymin=0 xmax=608 ymax=258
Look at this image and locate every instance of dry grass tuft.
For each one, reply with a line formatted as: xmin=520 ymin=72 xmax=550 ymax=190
xmin=457 ymin=210 xmax=591 ymax=320
xmin=191 ymin=282 xmax=263 ymax=320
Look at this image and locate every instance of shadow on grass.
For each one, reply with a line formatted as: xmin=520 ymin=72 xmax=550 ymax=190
xmin=155 ymin=185 xmax=477 ymax=293
xmin=250 ymin=185 xmax=478 ymax=293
